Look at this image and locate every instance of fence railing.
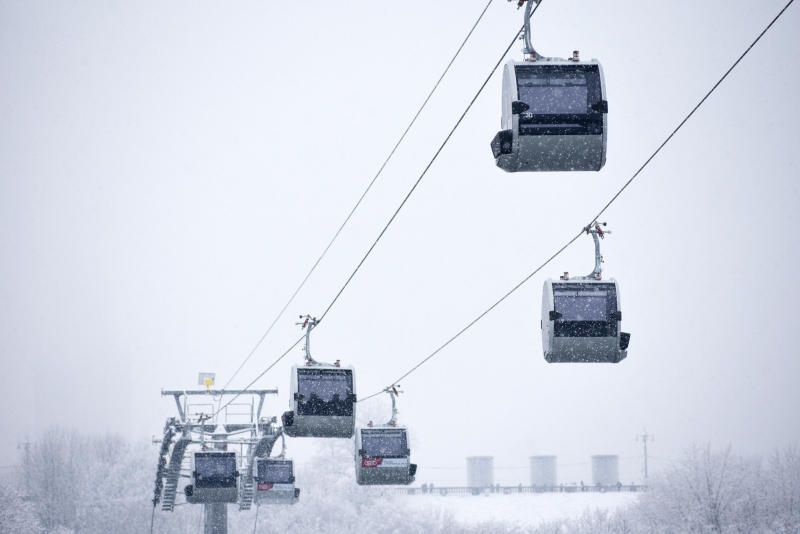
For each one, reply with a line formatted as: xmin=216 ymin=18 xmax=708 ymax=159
xmin=380 ymin=484 xmax=647 ymax=496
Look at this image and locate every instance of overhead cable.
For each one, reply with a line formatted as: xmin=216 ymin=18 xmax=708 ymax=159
xmin=221 ymin=0 xmax=497 ymax=390
xmin=360 ymin=0 xmax=796 ymax=401
xmin=213 ymin=2 xmax=537 ymax=416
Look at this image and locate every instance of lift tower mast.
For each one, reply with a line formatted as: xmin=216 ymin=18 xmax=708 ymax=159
xmin=636 ymin=432 xmax=654 ymax=483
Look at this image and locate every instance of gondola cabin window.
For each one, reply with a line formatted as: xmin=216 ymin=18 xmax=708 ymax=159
xmin=515 ymin=65 xmax=602 ymax=116
xmin=552 ymin=282 xmax=618 ymax=338
xmin=361 ymin=429 xmax=407 ymax=458
xmin=257 ymin=460 xmax=293 ymax=484
xmin=296 ymin=368 xmax=354 ymax=417
xmin=194 ymin=453 xmax=237 ymax=488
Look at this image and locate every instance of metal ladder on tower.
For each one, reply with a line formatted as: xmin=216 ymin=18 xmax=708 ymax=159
xmin=239 ymin=462 xmax=255 ymax=511
xmin=161 ymin=436 xmax=191 ymax=511
xmin=151 ymin=418 xmax=176 ymax=510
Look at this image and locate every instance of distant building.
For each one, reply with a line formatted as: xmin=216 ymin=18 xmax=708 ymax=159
xmin=466 ymin=456 xmax=494 ymax=488
xmin=591 ymin=455 xmax=619 ymax=486
xmin=530 ymin=455 xmax=557 ymax=486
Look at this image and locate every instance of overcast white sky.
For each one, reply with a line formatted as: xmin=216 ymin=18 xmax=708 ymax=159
xmin=1 ymin=0 xmax=799 ymax=486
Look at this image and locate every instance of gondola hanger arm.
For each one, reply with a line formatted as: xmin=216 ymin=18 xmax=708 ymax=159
xmin=384 ymin=385 xmax=402 ymax=427
xmin=296 ymin=314 xmax=320 ymax=365
xmin=511 ymin=0 xmax=543 ymax=60
xmin=297 ymin=314 xmax=341 ymax=367
xmin=276 ymin=430 xmax=287 ymax=458
xmin=581 ymin=222 xmax=609 ymax=280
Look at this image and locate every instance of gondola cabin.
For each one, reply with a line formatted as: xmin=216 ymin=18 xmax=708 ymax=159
xmin=491 ymin=58 xmax=607 ymax=172
xmin=355 ymin=427 xmax=417 ymax=485
xmin=254 ymin=458 xmax=300 ymax=505
xmin=282 ymin=364 xmax=356 ymax=438
xmin=541 ymin=278 xmax=629 ymax=363
xmin=184 ymin=451 xmax=238 ymax=504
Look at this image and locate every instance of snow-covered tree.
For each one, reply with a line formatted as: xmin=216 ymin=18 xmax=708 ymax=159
xmin=762 ymin=446 xmax=800 ymax=533
xmin=0 ymin=483 xmax=42 ymax=534
xmin=3 ymin=430 xmax=799 ymax=533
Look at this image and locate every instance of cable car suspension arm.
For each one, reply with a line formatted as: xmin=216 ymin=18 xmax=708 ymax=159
xmin=583 ymin=222 xmax=609 ymax=280
xmin=277 ymin=430 xmax=287 ymax=458
xmin=297 ymin=315 xmax=319 ymax=365
xmin=385 ymin=385 xmax=401 ymax=427
xmin=513 ymin=0 xmax=542 ymax=60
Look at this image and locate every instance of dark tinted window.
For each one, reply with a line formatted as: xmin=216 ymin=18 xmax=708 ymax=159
xmin=553 ymin=283 xmax=617 ymax=338
xmin=516 ymin=65 xmax=601 ymax=115
xmin=361 ymin=430 xmax=407 ymax=457
xmin=556 ymin=291 xmax=609 ymax=321
xmin=195 ymin=453 xmax=236 ymax=488
xmin=297 ymin=368 xmax=354 ymax=417
xmin=257 ymin=460 xmax=293 ymax=484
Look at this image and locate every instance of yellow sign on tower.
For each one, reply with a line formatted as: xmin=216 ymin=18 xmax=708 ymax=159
xmin=198 ymin=372 xmax=215 ymax=390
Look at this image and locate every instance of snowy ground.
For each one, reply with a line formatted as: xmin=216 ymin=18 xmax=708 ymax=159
xmin=402 ymin=492 xmax=639 ymax=528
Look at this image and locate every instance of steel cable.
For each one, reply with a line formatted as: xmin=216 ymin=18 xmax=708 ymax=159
xmin=212 ymin=3 xmax=539 ymax=416
xmin=360 ymin=0 xmax=796 ymax=401
xmin=222 ymin=0 xmax=497 ymax=391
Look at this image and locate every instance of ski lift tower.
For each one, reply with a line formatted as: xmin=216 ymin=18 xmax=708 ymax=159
xmin=151 ymin=373 xmax=280 ymax=534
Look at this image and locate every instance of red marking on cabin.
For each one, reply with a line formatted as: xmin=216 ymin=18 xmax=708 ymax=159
xmin=361 ymin=457 xmax=383 ymax=468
